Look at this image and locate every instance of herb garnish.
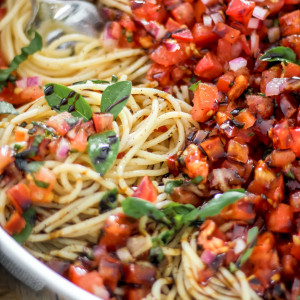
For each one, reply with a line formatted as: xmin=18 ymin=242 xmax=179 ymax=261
xmin=0 ymin=101 xmax=19 ymax=115
xmin=0 ymin=32 xmax=42 ymax=91
xmin=259 ymin=46 xmax=299 ymax=65
xmin=189 ymin=80 xmax=201 ymax=92
xmin=100 ymin=81 xmax=132 ymax=120
xmin=88 ymin=130 xmax=119 ymax=176
xmin=43 ymin=83 xmax=92 ymax=122
xmin=99 ymin=188 xmax=118 ymax=213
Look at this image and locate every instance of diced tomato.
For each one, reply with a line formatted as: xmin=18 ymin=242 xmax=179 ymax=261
xmin=119 ymin=14 xmax=136 ymax=31
xmin=0 ymin=146 xmax=14 ymax=174
xmin=246 ymin=95 xmax=274 ymax=119
xmin=234 ymin=109 xmax=256 ymax=129
xmin=167 ymin=154 xmax=179 ymax=176
xmin=69 ymin=129 xmax=88 ymax=152
xmin=46 ymin=112 xmax=73 ymax=136
xmin=132 ymin=175 xmax=157 ymax=202
xmin=69 ymin=264 xmax=88 ymax=285
xmin=92 ymin=113 xmax=113 ymax=133
xmin=194 ymin=52 xmax=223 ymax=80
xmin=266 ymin=149 xmax=296 ymax=168
xmin=125 ymin=288 xmax=151 ymax=300
xmin=123 ymin=263 xmax=156 ymax=286
xmin=253 ymin=160 xmax=276 ymax=187
xmin=194 ymin=0 xmax=206 ymax=22
xmin=213 ymin=23 xmax=240 ymax=44
xmin=272 ymin=121 xmax=291 ymax=150
xmin=172 ymin=28 xmax=193 ymax=42
xmin=200 ymin=136 xmax=225 ymax=161
xmin=279 ymin=10 xmax=300 ymax=36
xmin=260 ymin=66 xmax=282 ymax=95
xmin=192 ymin=24 xmax=219 ymax=46
xmin=260 ymin=0 xmax=284 ymax=15
xmin=28 ymin=167 xmax=56 ymax=203
xmin=217 ymin=39 xmax=232 ymax=64
xmin=14 ymin=130 xmax=28 ymax=142
xmin=290 ymin=191 xmax=300 ymax=212
xmin=146 ymin=63 xmax=172 ymax=86
xmin=267 ymin=174 xmax=285 ymax=206
xmin=228 ymin=74 xmax=248 ymax=101
xmin=227 ymin=138 xmax=249 ymax=163
xmin=171 ymin=186 xmax=201 ymax=206
xmin=6 ymin=183 xmax=32 ymax=214
xmin=17 ymin=85 xmax=44 ymax=104
xmin=98 ymin=255 xmax=122 ymax=291
xmin=166 ymin=18 xmax=182 ymax=32
xmin=191 ymin=83 xmax=219 ymax=123
xmin=131 ymin=0 xmax=167 ymax=23
xmin=284 ymin=0 xmax=300 ymax=3
xmin=182 ymin=144 xmax=209 ymax=180
xmin=150 ymin=42 xmax=190 ymax=67
xmin=171 ymin=2 xmax=195 ymax=27
xmin=290 ymin=128 xmax=300 ymax=157
xmin=99 ymin=213 xmax=138 ymax=251
xmin=280 ymin=94 xmax=297 ymax=119
xmin=217 ymin=72 xmax=235 ymax=93
xmin=75 ymin=271 xmax=109 ymax=300
xmin=283 ymin=63 xmax=300 ymax=78
xmin=4 ymin=211 xmax=26 ymax=235
xmin=282 ymin=35 xmax=300 ymax=58
xmin=239 ymin=34 xmax=251 ymax=56
xmin=226 ymin=0 xmax=255 ymax=25
xmin=171 ymin=66 xmax=185 ymax=82
xmin=267 ymin=203 xmax=293 ymax=233
xmin=220 ymin=198 xmax=255 ymax=221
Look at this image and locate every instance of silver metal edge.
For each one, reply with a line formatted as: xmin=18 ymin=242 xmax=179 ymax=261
xmin=0 ymin=227 xmax=103 ymax=300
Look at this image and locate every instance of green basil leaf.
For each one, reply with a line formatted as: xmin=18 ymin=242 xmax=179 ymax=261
xmin=247 ymin=226 xmax=258 ymax=245
xmin=259 ymin=46 xmax=297 ymax=65
xmin=149 ymin=246 xmax=164 ymax=265
xmin=44 ymin=83 xmax=92 ymax=122
xmin=72 ymin=79 xmax=109 ymax=85
xmin=88 ymin=130 xmax=119 ymax=175
xmin=0 ymin=101 xmax=19 ymax=115
xmin=189 ymin=80 xmax=201 ymax=92
xmin=157 ymin=228 xmax=176 ymax=244
xmin=14 ymin=144 xmax=23 ymax=151
xmin=183 ymin=189 xmax=246 ymax=222
xmin=111 ymin=75 xmax=118 ymax=83
xmin=191 ymin=175 xmax=204 ymax=184
xmin=100 ymin=81 xmax=132 ymax=120
xmin=33 ymin=176 xmax=49 ymax=188
xmin=12 ymin=207 xmax=36 ymax=244
xmin=27 ymin=161 xmax=44 ymax=173
xmin=164 ymin=180 xmax=183 ymax=194
xmin=122 ymin=197 xmax=171 ymax=226
xmin=99 ymin=188 xmax=118 ymax=213
xmin=0 ymin=32 xmax=42 ymax=91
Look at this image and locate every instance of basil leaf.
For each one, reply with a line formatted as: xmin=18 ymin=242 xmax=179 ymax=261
xmin=44 ymin=83 xmax=92 ymax=122
xmin=0 ymin=101 xmax=19 ymax=115
xmin=191 ymin=175 xmax=204 ymax=184
xmin=100 ymin=81 xmax=132 ymax=120
xmin=183 ymin=189 xmax=246 ymax=222
xmin=27 ymin=161 xmax=44 ymax=173
xmin=259 ymin=46 xmax=298 ymax=65
xmin=0 ymin=32 xmax=42 ymax=91
xmin=149 ymin=246 xmax=164 ymax=265
xmin=122 ymin=197 xmax=171 ymax=226
xmin=72 ymin=79 xmax=109 ymax=85
xmin=238 ymin=226 xmax=258 ymax=266
xmin=33 ymin=176 xmax=49 ymax=188
xmin=111 ymin=75 xmax=118 ymax=83
xmin=164 ymin=180 xmax=183 ymax=194
xmin=12 ymin=207 xmax=36 ymax=244
xmin=88 ymin=131 xmax=119 ymax=175
xmin=189 ymin=80 xmax=201 ymax=92
xmin=247 ymin=226 xmax=258 ymax=245
xmin=99 ymin=188 xmax=118 ymax=213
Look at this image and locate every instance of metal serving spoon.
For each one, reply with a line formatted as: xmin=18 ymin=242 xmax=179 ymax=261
xmin=27 ymin=0 xmax=104 ymax=45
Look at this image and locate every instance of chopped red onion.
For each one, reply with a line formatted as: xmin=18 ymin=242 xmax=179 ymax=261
xmin=268 ymin=27 xmax=280 ymax=43
xmin=56 ymin=138 xmax=70 ymax=160
xmin=163 ymin=39 xmax=180 ymax=52
xmin=162 ymin=86 xmax=172 ymax=94
xmin=100 ymin=24 xmax=118 ymax=49
xmin=16 ymin=77 xmax=42 ymax=89
xmin=234 ymin=238 xmax=246 ymax=254
xmin=248 ymin=18 xmax=261 ymax=29
xmin=253 ymin=6 xmax=269 ymax=20
xmin=142 ymin=20 xmax=167 ymax=40
xmin=229 ymin=57 xmax=247 ymax=71
xmin=201 ymin=250 xmax=216 ymax=265
xmin=265 ymin=78 xmax=287 ymax=96
xmin=250 ymin=31 xmax=259 ymax=55
xmin=211 ymin=12 xmax=225 ymax=24
xmin=203 ymin=15 xmax=213 ymax=27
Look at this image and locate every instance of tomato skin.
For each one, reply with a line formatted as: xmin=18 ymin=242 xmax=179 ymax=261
xmin=166 ymin=154 xmax=179 ymax=176
xmin=272 ymin=121 xmax=291 ymax=150
xmin=279 ymin=10 xmax=300 ymax=36
xmin=226 ymin=0 xmax=255 ymax=25
xmin=282 ymin=35 xmax=300 ymax=58
xmin=132 ymin=175 xmax=157 ymax=202
xmin=290 ymin=191 xmax=300 ymax=212
xmin=0 ymin=145 xmax=14 ymax=174
xmin=92 ymin=113 xmax=113 ymax=133
xmin=46 ymin=112 xmax=72 ymax=136
xmin=191 ymin=83 xmax=219 ymax=123
xmin=123 ymin=263 xmax=156 ymax=286
xmin=172 ymin=28 xmax=194 ymax=42
xmin=131 ymin=0 xmax=167 ymax=23
xmin=150 ymin=42 xmax=190 ymax=67
xmin=283 ymin=63 xmax=300 ymax=78
xmin=213 ymin=23 xmax=240 ymax=44
xmin=69 ymin=264 xmax=88 ymax=285
xmin=194 ymin=52 xmax=223 ymax=80
xmin=217 ymin=72 xmax=235 ymax=93
xmin=125 ymin=288 xmax=150 ymax=300
xmin=192 ymin=24 xmax=219 ymax=46
xmin=4 ymin=211 xmax=26 ymax=235
xmin=227 ymin=138 xmax=249 ymax=164
xmin=220 ymin=199 xmax=254 ymax=221
xmin=146 ymin=63 xmax=172 ymax=86
xmin=6 ymin=183 xmax=32 ymax=214
xmin=171 ymin=2 xmax=195 ymax=27
xmin=171 ymin=186 xmax=201 ymax=206
xmin=246 ymin=95 xmax=274 ymax=119
xmin=267 ymin=204 xmax=293 ymax=233
xmin=165 ymin=17 xmax=182 ymax=32
xmin=99 ymin=213 xmax=138 ymax=251
xmin=290 ymin=128 xmax=300 ymax=157
xmin=200 ymin=136 xmax=225 ymax=162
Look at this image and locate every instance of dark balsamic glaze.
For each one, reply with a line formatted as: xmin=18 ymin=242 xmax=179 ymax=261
xmin=44 ymin=84 xmax=54 ymax=96
xmin=94 ymin=144 xmax=110 ymax=164
xmin=105 ymin=94 xmax=129 ymax=113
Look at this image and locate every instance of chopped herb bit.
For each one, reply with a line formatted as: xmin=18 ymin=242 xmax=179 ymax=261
xmin=189 ymin=80 xmax=201 ymax=92
xmin=99 ymin=188 xmax=118 ymax=213
xmin=191 ymin=175 xmax=204 ymax=184
xmin=164 ymin=180 xmax=184 ymax=194
xmin=33 ymin=176 xmax=50 ymax=188
xmin=257 ymin=93 xmax=266 ymax=97
xmin=111 ymin=75 xmax=118 ymax=83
